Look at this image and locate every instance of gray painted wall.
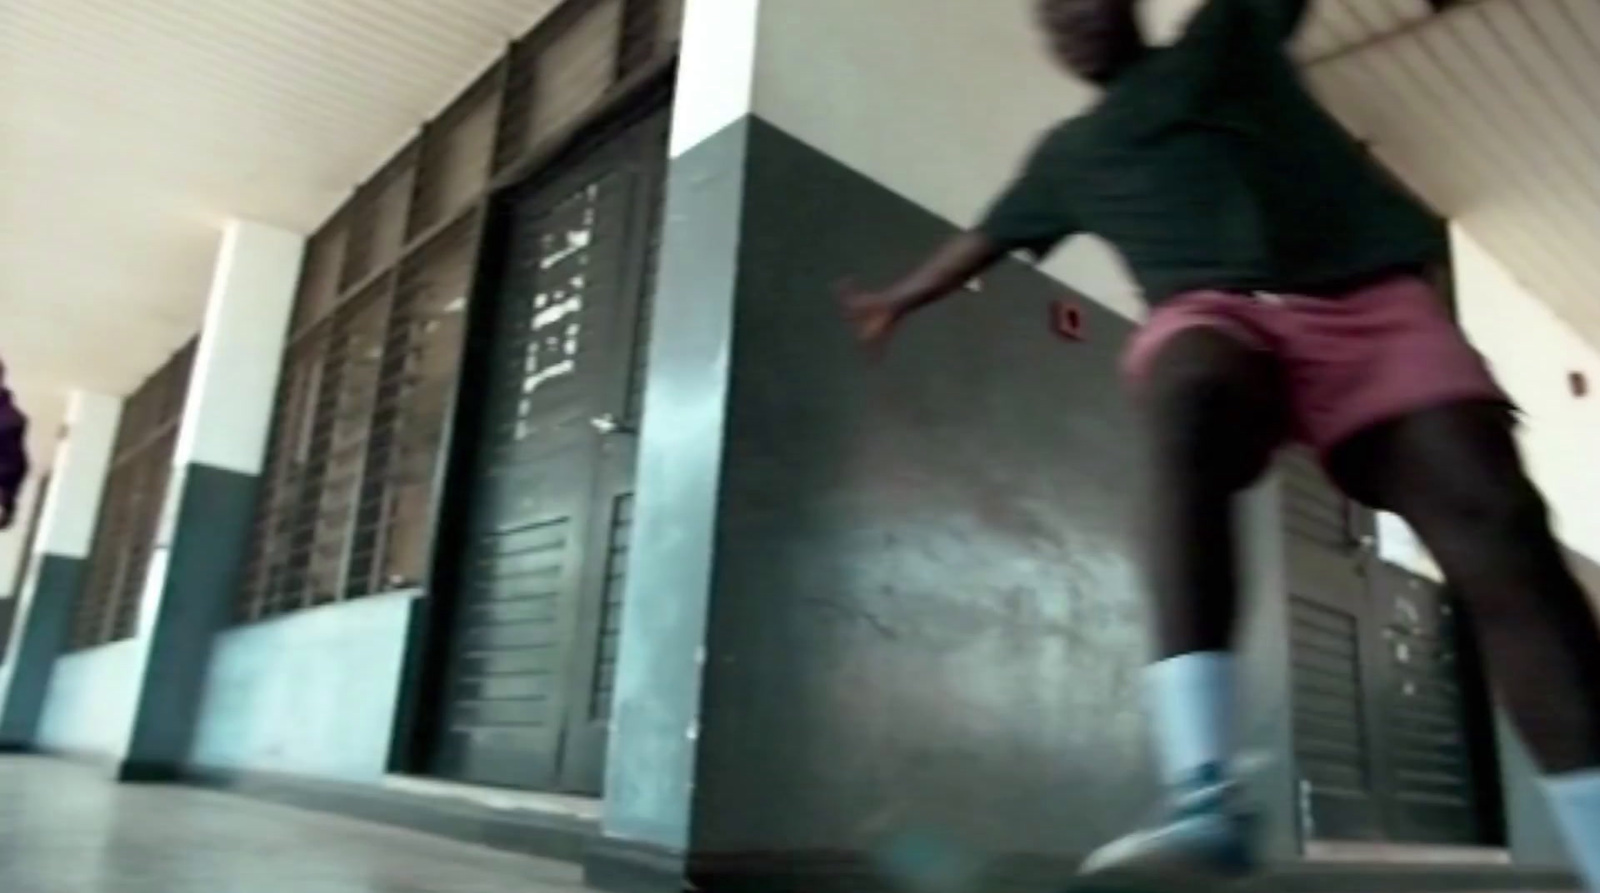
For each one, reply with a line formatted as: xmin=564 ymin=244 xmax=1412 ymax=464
xmin=37 ymin=640 xmax=144 ymax=760
xmin=188 ymin=591 xmax=418 ymax=781
xmin=632 ymin=118 xmax=1159 ymax=864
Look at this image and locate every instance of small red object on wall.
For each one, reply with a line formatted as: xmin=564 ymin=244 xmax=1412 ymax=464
xmin=1052 ymin=300 xmax=1085 ymax=341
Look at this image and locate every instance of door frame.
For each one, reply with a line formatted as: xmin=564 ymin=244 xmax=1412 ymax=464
xmin=387 ymin=70 xmax=676 ymax=783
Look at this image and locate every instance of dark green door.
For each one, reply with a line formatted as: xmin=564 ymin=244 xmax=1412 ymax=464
xmin=432 ymin=108 xmax=667 ymax=795
xmin=1283 ymin=450 xmax=1387 ymax=842
xmin=1369 ymin=563 xmax=1502 ymax=845
xmin=1281 ymin=451 xmax=1501 ymax=846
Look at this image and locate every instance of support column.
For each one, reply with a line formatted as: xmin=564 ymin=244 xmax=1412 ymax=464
xmin=589 ymin=0 xmax=760 ymax=875
xmin=118 ymin=220 xmax=304 ymax=781
xmin=591 ymin=1 xmax=1155 ymax=888
xmin=0 ymin=392 xmax=123 ymax=749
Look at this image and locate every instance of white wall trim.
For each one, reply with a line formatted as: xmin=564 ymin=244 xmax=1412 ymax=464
xmin=668 ymin=0 xmax=762 ymax=157
xmin=175 ymin=219 xmax=305 ymax=476
xmin=33 ymin=392 xmax=122 ymax=559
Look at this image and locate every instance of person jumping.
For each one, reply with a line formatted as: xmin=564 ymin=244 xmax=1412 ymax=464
xmin=837 ymin=0 xmax=1600 ymax=885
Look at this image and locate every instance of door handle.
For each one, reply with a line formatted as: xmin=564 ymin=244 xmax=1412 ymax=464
xmin=590 ymin=414 xmax=636 ymax=436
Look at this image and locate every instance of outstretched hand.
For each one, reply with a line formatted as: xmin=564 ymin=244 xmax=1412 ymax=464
xmin=836 ymin=279 xmax=911 ymax=361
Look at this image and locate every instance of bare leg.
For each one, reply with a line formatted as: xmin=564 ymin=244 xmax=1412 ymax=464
xmin=1082 ymin=329 xmax=1287 ymax=877
xmin=1142 ymin=329 xmax=1288 ymax=660
xmin=1330 ymin=400 xmax=1600 ymax=888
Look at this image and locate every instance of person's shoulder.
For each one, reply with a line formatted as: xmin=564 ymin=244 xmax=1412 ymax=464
xmin=1030 ymin=115 xmax=1092 ymax=161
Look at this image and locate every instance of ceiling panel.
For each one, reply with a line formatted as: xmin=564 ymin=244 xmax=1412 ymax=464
xmin=1306 ymin=0 xmax=1600 ymax=342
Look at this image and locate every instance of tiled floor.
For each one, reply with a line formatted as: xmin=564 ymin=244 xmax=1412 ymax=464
xmin=0 ymin=757 xmax=593 ymax=893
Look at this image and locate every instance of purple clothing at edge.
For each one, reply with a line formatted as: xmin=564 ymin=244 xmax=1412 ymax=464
xmin=0 ymin=364 xmax=30 ymax=526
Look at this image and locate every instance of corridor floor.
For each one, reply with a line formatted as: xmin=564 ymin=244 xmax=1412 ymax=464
xmin=0 ymin=757 xmax=594 ymax=893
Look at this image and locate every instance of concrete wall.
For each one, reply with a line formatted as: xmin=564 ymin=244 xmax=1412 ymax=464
xmin=188 ymin=592 xmax=418 ymax=781
xmin=36 ymin=640 xmax=144 ymax=760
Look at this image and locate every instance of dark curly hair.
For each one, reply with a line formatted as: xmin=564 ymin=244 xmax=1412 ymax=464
xmin=1034 ymin=0 xmax=1146 ymax=84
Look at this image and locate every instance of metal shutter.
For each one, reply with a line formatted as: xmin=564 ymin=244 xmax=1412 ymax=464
xmin=72 ymin=342 xmax=195 ymax=648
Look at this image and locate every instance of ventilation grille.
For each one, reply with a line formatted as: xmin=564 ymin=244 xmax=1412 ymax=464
xmin=1290 ymin=594 xmax=1381 ymax=839
xmin=233 ymin=0 xmax=679 ymax=624
xmin=1380 ymin=573 xmax=1484 ymax=838
xmin=495 ymin=0 xmax=681 ymax=175
xmin=1291 ymin=596 xmax=1371 ymax=792
xmin=346 ymin=215 xmax=475 ymax=598
xmin=452 ymin=515 xmax=575 ymax=734
xmin=71 ymin=341 xmax=195 ymax=650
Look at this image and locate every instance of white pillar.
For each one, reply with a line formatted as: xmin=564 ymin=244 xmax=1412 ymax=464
xmin=173 ymin=220 xmax=307 ymax=476
xmin=120 ymin=219 xmax=304 ymax=779
xmin=0 ymin=392 xmax=123 ymax=747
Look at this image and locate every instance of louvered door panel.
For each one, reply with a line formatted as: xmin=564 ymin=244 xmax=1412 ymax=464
xmin=434 ymin=148 xmax=631 ymax=791
xmin=1282 ymin=445 xmax=1383 ymax=841
xmin=432 ymin=106 xmax=667 ymax=794
xmin=1373 ymin=565 xmax=1498 ymax=845
xmin=1290 ymin=585 xmax=1382 ymax=840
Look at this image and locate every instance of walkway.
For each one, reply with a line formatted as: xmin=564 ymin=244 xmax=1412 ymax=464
xmin=0 ymin=757 xmax=593 ymax=893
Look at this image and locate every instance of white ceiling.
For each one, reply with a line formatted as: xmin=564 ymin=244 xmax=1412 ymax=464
xmin=0 ymin=0 xmax=563 ymax=462
xmin=2 ymin=0 xmax=1597 ymax=470
xmin=1302 ymin=0 xmax=1600 ymax=344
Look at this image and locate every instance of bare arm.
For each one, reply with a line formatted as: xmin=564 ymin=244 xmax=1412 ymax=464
xmin=837 ymin=126 xmax=1075 ymax=358
xmin=870 ymin=231 xmax=1009 ymax=312
xmin=836 ymin=232 xmax=1009 ymax=357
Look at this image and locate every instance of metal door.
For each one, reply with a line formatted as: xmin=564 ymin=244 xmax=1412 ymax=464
xmin=1370 ymin=564 xmax=1501 ymax=845
xmin=432 ymin=109 xmax=667 ymax=793
xmin=1283 ymin=450 xmax=1387 ymax=842
xmin=1282 ymin=450 xmax=1501 ymax=846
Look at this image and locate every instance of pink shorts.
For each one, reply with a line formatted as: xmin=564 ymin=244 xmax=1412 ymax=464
xmin=1122 ymin=275 xmax=1508 ymax=454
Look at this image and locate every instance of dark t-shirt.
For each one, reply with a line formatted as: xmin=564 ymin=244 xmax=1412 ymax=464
xmin=977 ymin=0 xmax=1446 ymax=304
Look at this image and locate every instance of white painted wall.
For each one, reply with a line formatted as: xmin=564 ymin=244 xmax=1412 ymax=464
xmin=36 ymin=640 xmax=144 ymax=760
xmin=33 ymin=392 xmax=122 ymax=559
xmin=669 ymin=0 xmax=762 ymax=157
xmin=743 ymin=0 xmax=1142 ymax=318
xmin=1453 ymin=226 xmax=1600 ymax=566
xmin=189 ymin=592 xmax=418 ymax=781
xmin=175 ymin=220 xmax=304 ymax=476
